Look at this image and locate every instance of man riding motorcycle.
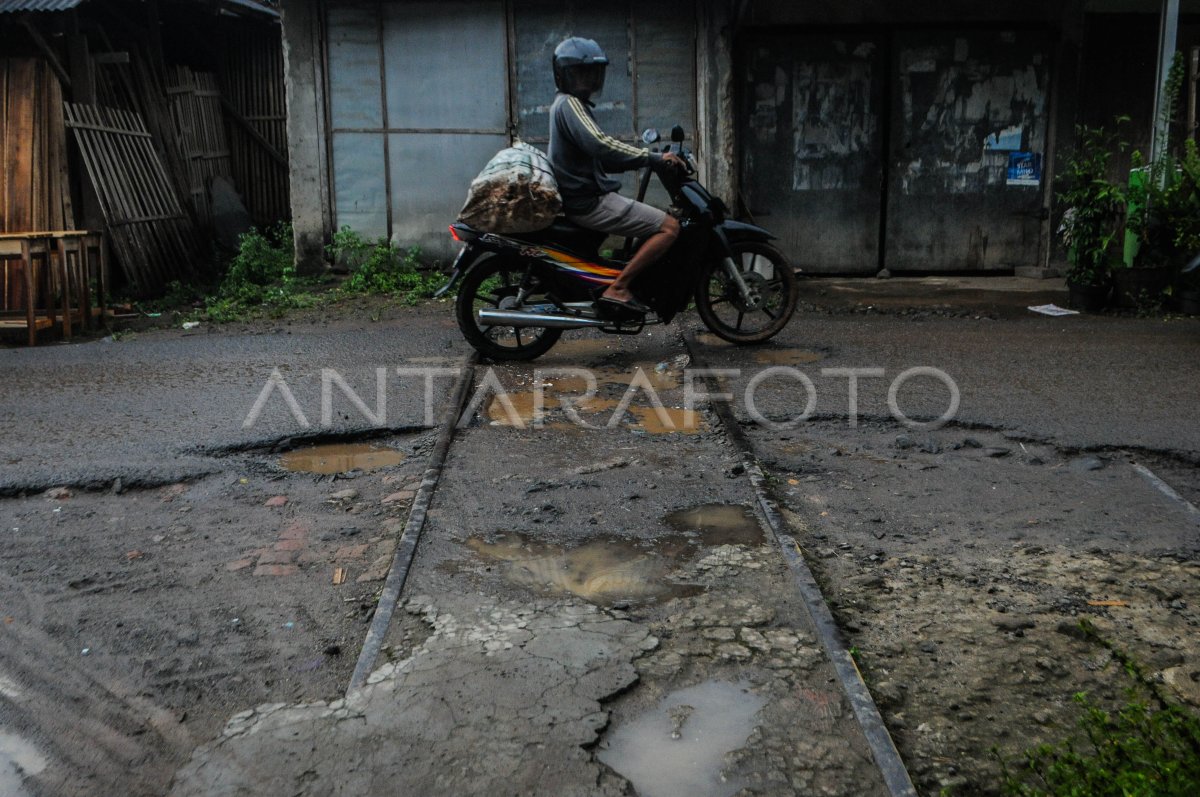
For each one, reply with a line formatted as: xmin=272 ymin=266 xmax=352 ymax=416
xmin=548 ymin=36 xmax=686 ymax=315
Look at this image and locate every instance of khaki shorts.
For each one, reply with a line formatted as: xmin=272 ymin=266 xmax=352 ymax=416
xmin=566 ymin=192 xmax=667 ymax=240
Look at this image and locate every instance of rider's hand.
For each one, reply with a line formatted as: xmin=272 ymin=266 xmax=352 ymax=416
xmin=659 ymin=152 xmax=687 ymax=173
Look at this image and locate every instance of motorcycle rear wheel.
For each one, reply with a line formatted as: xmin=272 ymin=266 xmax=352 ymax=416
xmin=455 ymin=256 xmax=562 ymax=361
xmin=695 ymin=241 xmax=799 ymax=344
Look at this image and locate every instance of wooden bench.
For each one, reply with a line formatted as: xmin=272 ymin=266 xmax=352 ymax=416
xmin=0 ymin=231 xmax=108 ymax=346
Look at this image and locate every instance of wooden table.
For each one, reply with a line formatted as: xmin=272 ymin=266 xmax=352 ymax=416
xmin=0 ymin=231 xmax=108 ymax=346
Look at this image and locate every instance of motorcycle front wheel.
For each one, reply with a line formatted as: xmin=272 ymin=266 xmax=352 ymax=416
xmin=455 ymin=255 xmax=562 ymax=361
xmin=695 ymin=241 xmax=799 ymax=344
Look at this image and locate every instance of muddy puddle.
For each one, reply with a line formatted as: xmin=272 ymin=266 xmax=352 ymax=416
xmin=0 ymin=729 xmax=47 ymax=797
xmin=663 ymin=504 xmax=764 ymax=546
xmin=465 ymin=532 xmax=699 ymax=604
xmin=465 ymin=505 xmax=763 ymax=604
xmin=279 ymin=443 xmax=405 ymax=474
xmin=484 ymin=360 xmax=703 ymax=433
xmin=629 ymin=406 xmax=703 ymax=434
xmin=597 ymin=680 xmax=766 ymax=797
xmin=486 ymin=376 xmax=620 ymax=427
xmin=751 ymin=348 xmax=823 ymax=366
xmin=693 ymin=332 xmax=730 ymax=348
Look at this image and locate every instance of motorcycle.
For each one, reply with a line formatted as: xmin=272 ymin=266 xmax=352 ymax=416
xmin=436 ymin=125 xmax=799 ymax=361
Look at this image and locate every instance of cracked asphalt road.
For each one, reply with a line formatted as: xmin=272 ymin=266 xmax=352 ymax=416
xmin=2 ymin=280 xmax=1199 ymax=796
xmin=172 ymin=331 xmax=889 ymax=796
xmin=0 ymin=304 xmax=467 ymax=494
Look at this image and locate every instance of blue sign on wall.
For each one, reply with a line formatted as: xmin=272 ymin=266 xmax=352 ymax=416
xmin=1006 ymin=152 xmax=1042 ymax=187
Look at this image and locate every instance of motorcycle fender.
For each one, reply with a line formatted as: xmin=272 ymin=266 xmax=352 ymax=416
xmin=432 ymin=245 xmax=481 ymax=299
xmin=717 ymin=219 xmax=776 ymax=243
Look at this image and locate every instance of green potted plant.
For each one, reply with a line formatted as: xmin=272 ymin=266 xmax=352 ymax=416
xmin=1127 ymin=141 xmax=1200 ymax=313
xmin=1056 ymin=124 xmax=1127 ymax=312
xmin=1163 ymin=140 xmax=1200 ymax=314
xmin=1119 ymin=155 xmax=1177 ymax=308
xmin=1119 ymin=56 xmax=1190 ymax=309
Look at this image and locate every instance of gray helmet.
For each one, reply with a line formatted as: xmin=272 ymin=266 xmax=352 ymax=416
xmin=552 ymin=37 xmax=608 ymax=98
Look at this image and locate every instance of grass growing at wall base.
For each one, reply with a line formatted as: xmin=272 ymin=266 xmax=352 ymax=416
xmin=179 ymin=224 xmax=444 ymax=323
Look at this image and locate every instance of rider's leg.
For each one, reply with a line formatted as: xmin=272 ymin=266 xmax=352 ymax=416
xmin=601 ymin=214 xmax=680 ymax=303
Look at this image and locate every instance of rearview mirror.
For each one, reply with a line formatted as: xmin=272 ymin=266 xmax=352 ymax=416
xmin=670 ymin=125 xmax=685 ymax=142
xmin=641 ymin=128 xmax=661 ymax=144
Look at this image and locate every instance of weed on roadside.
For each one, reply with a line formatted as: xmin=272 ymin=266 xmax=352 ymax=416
xmin=204 ymin=223 xmax=323 ymax=322
xmin=996 ymin=620 xmax=1200 ymax=797
xmin=138 ymin=225 xmax=448 ymax=324
xmin=328 ymin=227 xmax=442 ymax=304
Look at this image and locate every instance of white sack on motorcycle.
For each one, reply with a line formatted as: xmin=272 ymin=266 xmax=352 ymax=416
xmin=457 ymin=141 xmax=562 ymax=234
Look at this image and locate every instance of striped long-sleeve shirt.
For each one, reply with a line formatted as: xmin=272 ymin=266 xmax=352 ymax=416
xmin=548 ymin=92 xmax=664 ymax=214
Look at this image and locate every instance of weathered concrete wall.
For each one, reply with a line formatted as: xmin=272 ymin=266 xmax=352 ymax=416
xmin=280 ymin=0 xmax=330 ymax=275
xmin=697 ymin=0 xmax=737 ymax=206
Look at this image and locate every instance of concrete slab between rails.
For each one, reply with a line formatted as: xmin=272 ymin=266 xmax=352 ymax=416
xmin=170 ymin=597 xmax=650 ymax=796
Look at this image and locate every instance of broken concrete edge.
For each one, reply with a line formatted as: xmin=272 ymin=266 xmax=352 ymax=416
xmin=683 ymin=332 xmax=919 ymax=797
xmin=735 ymin=409 xmax=1200 ymax=471
xmin=347 ymin=354 xmax=479 ymax=692
xmin=184 ymin=423 xmax=436 ymax=458
xmin=0 ymin=469 xmax=223 ymax=500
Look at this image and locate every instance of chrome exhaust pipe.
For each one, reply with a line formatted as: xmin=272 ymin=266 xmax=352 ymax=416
xmin=478 ymin=308 xmax=609 ymax=329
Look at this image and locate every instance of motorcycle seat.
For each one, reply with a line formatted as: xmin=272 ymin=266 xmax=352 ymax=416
xmin=509 ymin=218 xmax=608 ymax=259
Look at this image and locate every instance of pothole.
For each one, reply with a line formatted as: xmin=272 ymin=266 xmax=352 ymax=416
xmin=751 ymin=348 xmax=824 ymax=366
xmin=596 ymin=680 xmax=766 ymax=797
xmin=0 ymin=730 xmax=48 ymax=797
xmin=629 ymin=406 xmax=705 ymax=435
xmin=465 ymin=532 xmax=700 ymax=604
xmin=464 ymin=505 xmax=764 ymax=604
xmin=663 ymin=504 xmax=764 ymax=546
xmin=481 ymin=362 xmax=704 ymax=433
xmin=278 ymin=443 xmax=406 ymax=474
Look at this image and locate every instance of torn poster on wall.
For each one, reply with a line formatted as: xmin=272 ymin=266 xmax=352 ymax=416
xmin=984 ymin=125 xmax=1024 ymax=151
xmin=1006 ymin=152 xmax=1042 ymax=186
xmin=896 ymin=33 xmax=1047 ymax=195
xmin=791 ymin=53 xmax=876 ymax=191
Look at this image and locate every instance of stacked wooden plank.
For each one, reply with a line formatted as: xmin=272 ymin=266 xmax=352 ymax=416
xmin=219 ymin=21 xmax=290 ymax=228
xmin=64 ymin=103 xmax=201 ymax=295
xmin=167 ymin=66 xmax=234 ymax=229
xmin=1 ymin=58 xmax=75 ymax=311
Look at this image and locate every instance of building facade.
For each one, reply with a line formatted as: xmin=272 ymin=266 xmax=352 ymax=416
xmin=280 ymin=0 xmax=1200 ymax=274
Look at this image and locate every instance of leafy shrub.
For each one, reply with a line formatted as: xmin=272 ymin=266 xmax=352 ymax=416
xmin=205 ymin=223 xmax=318 ymax=321
xmin=200 ymin=224 xmax=442 ymax=322
xmin=327 ymin=227 xmax=443 ymax=303
xmin=1126 ymin=56 xmax=1200 ymax=273
xmin=1057 ymin=123 xmax=1129 ymax=286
